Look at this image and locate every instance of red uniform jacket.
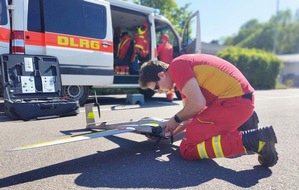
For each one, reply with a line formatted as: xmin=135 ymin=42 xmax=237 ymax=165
xmin=157 ymin=41 xmax=173 ymax=64
xmin=117 ymin=34 xmax=135 ymax=63
xmin=134 ymin=34 xmax=149 ymax=59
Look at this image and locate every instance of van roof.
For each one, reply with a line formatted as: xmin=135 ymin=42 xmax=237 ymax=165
xmin=106 ymin=0 xmax=155 ymax=14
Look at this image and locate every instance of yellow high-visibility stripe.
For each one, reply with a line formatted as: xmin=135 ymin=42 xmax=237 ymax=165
xmin=258 ymin=141 xmax=266 ymax=152
xmin=197 ymin=141 xmax=209 ymax=159
xmin=212 ymin=135 xmax=225 ymax=158
xmin=135 ymin=44 xmax=144 ymax=50
xmin=117 ymin=38 xmax=131 ymax=57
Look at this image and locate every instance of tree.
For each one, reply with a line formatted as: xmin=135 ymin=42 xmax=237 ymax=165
xmin=132 ymin=0 xmax=192 ymax=35
xmin=218 ymin=47 xmax=283 ymax=89
xmin=224 ymin=9 xmax=299 ymax=54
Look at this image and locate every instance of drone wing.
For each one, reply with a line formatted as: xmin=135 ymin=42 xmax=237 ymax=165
xmin=10 ymin=128 xmax=135 ymax=151
xmin=10 ymin=116 xmax=169 ymax=151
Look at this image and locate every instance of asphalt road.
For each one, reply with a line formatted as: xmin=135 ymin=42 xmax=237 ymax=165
xmin=0 ymin=89 xmax=299 ymax=190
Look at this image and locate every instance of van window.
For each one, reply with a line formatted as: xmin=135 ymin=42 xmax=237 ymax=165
xmin=43 ymin=0 xmax=107 ymax=39
xmin=28 ymin=0 xmax=42 ymax=32
xmin=0 ymin=0 xmax=8 ymax=25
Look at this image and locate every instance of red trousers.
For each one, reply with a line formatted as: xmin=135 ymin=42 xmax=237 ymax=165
xmin=180 ymin=95 xmax=254 ymax=160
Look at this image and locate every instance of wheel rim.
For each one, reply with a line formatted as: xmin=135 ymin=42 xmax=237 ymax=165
xmin=63 ymin=85 xmax=83 ymax=100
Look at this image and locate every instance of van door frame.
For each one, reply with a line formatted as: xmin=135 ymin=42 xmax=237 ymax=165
xmin=181 ymin=11 xmax=201 ymax=54
xmin=0 ymin=0 xmax=11 ymax=54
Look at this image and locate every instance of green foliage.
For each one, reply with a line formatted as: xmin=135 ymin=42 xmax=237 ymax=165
xmin=275 ymin=82 xmax=288 ymax=89
xmin=285 ymin=79 xmax=294 ymax=87
xmin=217 ymin=47 xmax=283 ymax=89
xmin=133 ymin=0 xmax=192 ymax=36
xmin=224 ymin=9 xmax=299 ymax=54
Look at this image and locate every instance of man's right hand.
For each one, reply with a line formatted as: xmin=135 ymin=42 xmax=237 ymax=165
xmin=163 ymin=117 xmax=180 ymax=137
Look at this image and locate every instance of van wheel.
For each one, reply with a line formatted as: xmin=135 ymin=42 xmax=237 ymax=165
xmin=62 ymin=85 xmax=90 ymax=106
xmin=139 ymin=88 xmax=155 ymax=99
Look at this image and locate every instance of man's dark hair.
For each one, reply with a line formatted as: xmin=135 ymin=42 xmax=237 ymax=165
xmin=120 ymin=31 xmax=129 ymax=38
xmin=138 ymin=60 xmax=169 ymax=89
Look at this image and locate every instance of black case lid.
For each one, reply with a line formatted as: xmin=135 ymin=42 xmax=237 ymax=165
xmin=0 ymin=54 xmax=62 ymax=100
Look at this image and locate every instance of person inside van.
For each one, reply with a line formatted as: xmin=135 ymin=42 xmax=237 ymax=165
xmin=114 ymin=31 xmax=135 ymax=74
xmin=113 ymin=27 xmax=121 ymax=58
xmin=116 ymin=32 xmax=135 ymax=64
xmin=134 ymin=21 xmax=150 ymax=62
xmin=157 ymin=34 xmax=173 ymax=64
xmin=157 ymin=34 xmax=174 ymax=101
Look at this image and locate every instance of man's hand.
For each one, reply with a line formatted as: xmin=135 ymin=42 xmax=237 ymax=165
xmin=173 ymin=120 xmax=189 ymax=135
xmin=163 ymin=117 xmax=180 ymax=137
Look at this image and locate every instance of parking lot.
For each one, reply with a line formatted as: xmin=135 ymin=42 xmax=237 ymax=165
xmin=1 ymin=89 xmax=299 ymax=190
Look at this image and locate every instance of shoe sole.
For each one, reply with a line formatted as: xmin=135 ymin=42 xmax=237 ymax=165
xmin=258 ymin=142 xmax=278 ymax=167
xmin=258 ymin=126 xmax=278 ymax=167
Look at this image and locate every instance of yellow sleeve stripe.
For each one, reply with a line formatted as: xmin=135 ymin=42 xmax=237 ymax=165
xmin=212 ymin=135 xmax=225 ymax=158
xmin=135 ymin=44 xmax=145 ymax=50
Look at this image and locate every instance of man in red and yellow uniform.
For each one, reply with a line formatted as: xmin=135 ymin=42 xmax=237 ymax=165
xmin=116 ymin=32 xmax=135 ymax=64
xmin=157 ymin=34 xmax=173 ymax=64
xmin=114 ymin=32 xmax=135 ymax=74
xmin=134 ymin=21 xmax=150 ymax=61
xmin=138 ymin=54 xmax=278 ymax=167
xmin=157 ymin=34 xmax=174 ymax=101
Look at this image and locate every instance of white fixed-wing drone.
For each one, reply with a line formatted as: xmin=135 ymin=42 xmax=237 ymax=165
xmin=11 ymin=100 xmax=172 ymax=151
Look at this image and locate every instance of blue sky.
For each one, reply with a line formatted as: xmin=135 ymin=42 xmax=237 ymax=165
xmin=175 ymin=0 xmax=299 ymax=43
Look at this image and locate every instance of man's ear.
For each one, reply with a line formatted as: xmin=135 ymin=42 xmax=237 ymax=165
xmin=157 ymin=71 xmax=165 ymax=78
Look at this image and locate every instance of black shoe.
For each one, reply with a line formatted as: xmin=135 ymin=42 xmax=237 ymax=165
xmin=242 ymin=126 xmax=278 ymax=167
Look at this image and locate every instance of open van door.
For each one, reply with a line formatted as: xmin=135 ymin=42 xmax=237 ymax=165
xmin=174 ymin=11 xmax=201 ymax=100
xmin=0 ymin=0 xmax=10 ymax=55
xmin=181 ymin=11 xmax=201 ymax=54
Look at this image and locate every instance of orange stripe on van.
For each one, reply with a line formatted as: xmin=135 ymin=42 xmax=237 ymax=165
xmin=0 ymin=27 xmax=10 ymax=42
xmin=46 ymin=32 xmax=113 ymax=53
xmin=25 ymin=31 xmax=45 ymax=46
xmin=24 ymin=31 xmax=113 ymax=53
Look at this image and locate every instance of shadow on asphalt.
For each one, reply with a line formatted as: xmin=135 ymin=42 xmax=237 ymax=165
xmin=0 ymin=135 xmax=272 ymax=189
xmin=87 ymin=95 xmax=181 ymax=109
xmin=0 ymin=96 xmax=180 ymax=121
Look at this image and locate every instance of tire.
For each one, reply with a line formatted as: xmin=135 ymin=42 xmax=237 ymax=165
xmin=174 ymin=86 xmax=182 ymax=100
xmin=139 ymin=88 xmax=155 ymax=99
xmin=0 ymin=76 xmax=3 ymax=97
xmin=62 ymin=85 xmax=90 ymax=106
xmin=0 ymin=81 xmax=3 ymax=97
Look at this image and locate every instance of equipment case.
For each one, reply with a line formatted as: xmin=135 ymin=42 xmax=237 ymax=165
xmin=0 ymin=54 xmax=79 ymax=121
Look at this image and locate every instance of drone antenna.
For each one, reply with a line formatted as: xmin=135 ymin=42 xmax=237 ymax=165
xmin=94 ymin=91 xmax=101 ymax=118
xmin=170 ymin=136 xmax=174 ymax=144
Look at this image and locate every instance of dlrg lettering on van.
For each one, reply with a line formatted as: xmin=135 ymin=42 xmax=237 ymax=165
xmin=0 ymin=0 xmax=200 ymax=105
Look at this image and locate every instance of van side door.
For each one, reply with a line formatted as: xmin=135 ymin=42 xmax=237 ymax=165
xmin=181 ymin=11 xmax=201 ymax=54
xmin=27 ymin=0 xmax=114 ymax=86
xmin=0 ymin=0 xmax=10 ymax=55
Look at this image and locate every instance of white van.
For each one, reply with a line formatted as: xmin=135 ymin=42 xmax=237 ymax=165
xmin=0 ymin=0 xmax=200 ymax=105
